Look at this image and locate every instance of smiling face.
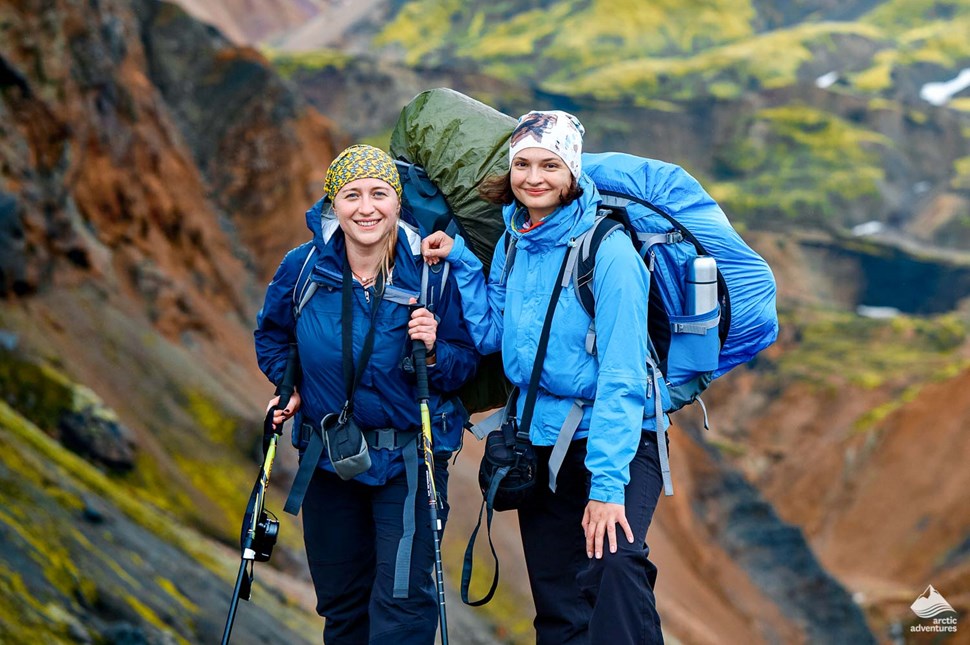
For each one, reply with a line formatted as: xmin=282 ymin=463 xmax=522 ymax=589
xmin=510 ymin=147 xmax=574 ymax=221
xmin=332 ymin=177 xmax=400 ymax=251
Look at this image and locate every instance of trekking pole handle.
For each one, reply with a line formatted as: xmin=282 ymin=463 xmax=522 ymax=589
xmin=277 ymin=343 xmax=300 ymax=411
xmin=412 ymin=340 xmax=430 ymax=403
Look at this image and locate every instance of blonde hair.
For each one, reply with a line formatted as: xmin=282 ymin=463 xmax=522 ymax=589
xmin=378 ymin=221 xmax=399 ymax=285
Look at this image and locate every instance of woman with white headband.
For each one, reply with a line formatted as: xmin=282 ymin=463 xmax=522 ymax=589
xmin=423 ymin=112 xmax=668 ymax=643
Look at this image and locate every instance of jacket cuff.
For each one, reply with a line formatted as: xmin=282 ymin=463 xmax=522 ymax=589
xmin=448 ymin=234 xmax=467 ymax=261
xmin=589 ymin=480 xmax=625 ymax=506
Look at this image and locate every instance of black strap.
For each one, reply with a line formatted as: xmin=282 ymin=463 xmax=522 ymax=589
xmin=460 ymin=467 xmax=508 ymax=606
xmin=340 ymin=259 xmax=381 ymax=418
xmin=283 ymin=260 xmax=381 ymax=516
xmin=516 ymin=246 xmax=572 ymax=441
xmin=460 ymin=247 xmax=572 ymax=606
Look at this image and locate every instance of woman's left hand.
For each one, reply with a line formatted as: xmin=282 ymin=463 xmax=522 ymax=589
xmin=407 ymin=298 xmax=438 ymax=352
xmin=582 ymin=500 xmax=635 ymax=559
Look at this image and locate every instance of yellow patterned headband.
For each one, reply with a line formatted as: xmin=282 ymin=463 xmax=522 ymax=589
xmin=323 ymin=144 xmax=402 ymax=199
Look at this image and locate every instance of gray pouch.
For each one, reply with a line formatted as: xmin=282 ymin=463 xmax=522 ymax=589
xmin=322 ymin=412 xmax=371 ymax=480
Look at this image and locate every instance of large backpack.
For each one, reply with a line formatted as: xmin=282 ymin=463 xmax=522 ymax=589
xmin=501 ymin=152 xmax=779 ymax=417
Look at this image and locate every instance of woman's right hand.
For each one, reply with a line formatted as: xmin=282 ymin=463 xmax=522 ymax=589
xmin=421 ymin=231 xmax=454 ymax=265
xmin=266 ymin=388 xmax=301 ymax=430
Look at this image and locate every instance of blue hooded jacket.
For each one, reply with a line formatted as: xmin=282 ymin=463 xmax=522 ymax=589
xmin=254 ymin=198 xmax=478 ymax=485
xmin=446 ymin=175 xmax=670 ymax=505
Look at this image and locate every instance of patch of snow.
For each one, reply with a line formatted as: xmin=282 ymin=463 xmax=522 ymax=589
xmin=920 ymin=68 xmax=970 ymax=106
xmin=856 ymin=305 xmax=901 ymax=319
xmin=816 ymin=71 xmax=839 ymax=89
xmin=851 ymin=221 xmax=884 ymax=237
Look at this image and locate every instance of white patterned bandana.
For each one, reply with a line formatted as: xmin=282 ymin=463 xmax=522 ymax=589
xmin=509 ymin=110 xmax=585 ymax=179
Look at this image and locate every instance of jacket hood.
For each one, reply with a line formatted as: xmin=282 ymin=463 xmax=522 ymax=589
xmin=502 ymin=173 xmax=602 ymax=251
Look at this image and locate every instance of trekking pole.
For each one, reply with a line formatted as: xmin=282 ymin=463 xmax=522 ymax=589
xmin=413 ymin=339 xmax=449 ymax=645
xmin=221 ymin=344 xmax=299 ymax=645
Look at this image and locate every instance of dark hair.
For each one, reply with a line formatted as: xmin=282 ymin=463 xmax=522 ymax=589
xmin=477 ymin=173 xmax=583 ymax=207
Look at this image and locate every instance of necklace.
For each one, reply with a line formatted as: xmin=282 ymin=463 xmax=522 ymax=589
xmin=352 ymin=271 xmax=375 ymax=287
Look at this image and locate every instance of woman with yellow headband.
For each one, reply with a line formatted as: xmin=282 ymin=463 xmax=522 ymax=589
xmin=255 ymin=144 xmax=478 ymax=643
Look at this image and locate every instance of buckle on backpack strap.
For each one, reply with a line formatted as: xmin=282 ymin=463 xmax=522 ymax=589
xmin=363 ymin=427 xmax=420 ymax=450
xmin=666 ymin=231 xmax=684 ymax=244
xmin=299 ymin=422 xmax=316 ymax=444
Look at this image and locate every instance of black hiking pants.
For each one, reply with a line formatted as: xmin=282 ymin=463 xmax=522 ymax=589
xmin=301 ymin=461 xmax=448 ymax=644
xmin=518 ymin=431 xmax=664 ymax=644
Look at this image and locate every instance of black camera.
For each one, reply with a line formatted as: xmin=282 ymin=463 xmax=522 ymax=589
xmin=252 ymin=511 xmax=279 ymax=562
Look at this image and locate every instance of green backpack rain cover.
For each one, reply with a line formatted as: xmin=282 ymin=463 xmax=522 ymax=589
xmin=390 ymin=88 xmax=516 ymax=413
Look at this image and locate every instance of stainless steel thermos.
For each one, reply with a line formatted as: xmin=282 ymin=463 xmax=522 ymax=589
xmin=687 ymin=256 xmax=718 ymax=316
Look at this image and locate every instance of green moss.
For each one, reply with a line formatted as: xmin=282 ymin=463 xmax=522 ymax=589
xmin=0 ymin=349 xmax=74 ymax=433
xmin=376 ymin=0 xmax=755 ymax=89
xmin=543 ymin=21 xmax=877 ymax=99
xmin=445 ymin=554 xmax=533 ymax=643
xmin=0 ymin=566 xmax=63 ymax=644
xmin=183 ymin=389 xmax=237 ymax=445
xmin=953 ymin=156 xmax=970 ymax=190
xmin=774 ymin=309 xmax=969 ymax=389
xmin=0 ymin=402 xmax=221 ymax=575
xmin=155 ymin=576 xmax=197 ymax=613
xmin=709 ymin=437 xmax=748 ymax=457
xmin=713 ymin=104 xmax=890 ymax=225
xmin=125 ymin=593 xmax=189 ymax=645
xmin=850 ymin=50 xmax=897 ymax=93
xmin=852 ymin=384 xmax=923 ymax=432
xmin=173 ymin=452 xmax=249 ymax=539
xmin=265 ymin=48 xmax=354 ymax=78
xmin=374 ymin=0 xmax=466 ymax=66
xmin=123 ymin=451 xmax=197 ymax=520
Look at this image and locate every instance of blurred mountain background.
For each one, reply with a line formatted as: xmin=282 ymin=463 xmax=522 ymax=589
xmin=1 ymin=0 xmax=968 ymax=643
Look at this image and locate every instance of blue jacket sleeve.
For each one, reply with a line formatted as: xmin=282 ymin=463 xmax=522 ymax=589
xmin=584 ymin=232 xmax=655 ymax=506
xmin=254 ymin=243 xmax=312 ymax=386
xmin=427 ymin=269 xmax=479 ymax=393
xmin=446 ymin=233 xmax=507 ymax=355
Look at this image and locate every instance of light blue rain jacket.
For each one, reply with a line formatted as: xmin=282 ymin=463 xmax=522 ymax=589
xmin=447 ymin=175 xmax=669 ymax=505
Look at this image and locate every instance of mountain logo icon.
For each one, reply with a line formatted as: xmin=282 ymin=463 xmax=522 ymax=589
xmin=911 ymin=585 xmax=956 ymax=619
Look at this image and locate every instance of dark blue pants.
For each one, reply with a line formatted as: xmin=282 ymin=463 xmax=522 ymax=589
xmin=301 ymin=460 xmax=448 ymax=644
xmin=518 ymin=432 xmax=664 ymax=644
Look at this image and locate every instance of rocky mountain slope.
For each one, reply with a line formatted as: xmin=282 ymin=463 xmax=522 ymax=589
xmin=2 ymin=0 xmax=968 ymax=643
xmin=0 ymin=0 xmax=338 ymax=641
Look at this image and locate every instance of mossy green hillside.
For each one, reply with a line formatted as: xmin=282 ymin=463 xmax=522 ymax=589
xmin=709 ymin=104 xmax=889 ymax=227
xmin=0 ymin=348 xmax=259 ymax=546
xmin=0 ymin=349 xmax=78 ymax=434
xmin=373 ymin=0 xmax=756 ymax=91
xmin=0 ymin=399 xmax=319 ymax=643
xmin=547 ymin=22 xmax=882 ymax=101
xmin=376 ymin=0 xmax=755 ymax=72
xmin=264 ymin=48 xmax=354 ymax=78
xmin=0 ymin=406 xmax=187 ymax=643
xmin=370 ymin=0 xmax=966 ymax=106
xmin=772 ymin=308 xmax=968 ymax=390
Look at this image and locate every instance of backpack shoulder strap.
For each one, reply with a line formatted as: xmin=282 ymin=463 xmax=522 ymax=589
xmin=572 ymin=212 xmax=627 ymax=319
xmin=292 ymin=246 xmax=318 ymax=320
xmin=420 ymin=260 xmax=450 ymax=313
xmin=500 ymin=231 xmax=518 ymax=285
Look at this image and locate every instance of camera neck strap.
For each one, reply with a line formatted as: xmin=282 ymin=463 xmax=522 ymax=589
xmin=340 ymin=258 xmax=382 ymax=420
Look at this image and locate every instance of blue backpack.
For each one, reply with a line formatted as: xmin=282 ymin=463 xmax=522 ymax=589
xmin=395 ymin=152 xmax=777 ymax=427
xmin=499 ymin=152 xmax=777 ymax=422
